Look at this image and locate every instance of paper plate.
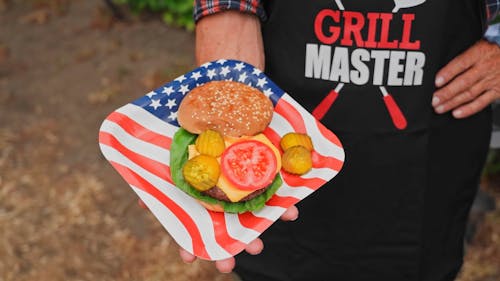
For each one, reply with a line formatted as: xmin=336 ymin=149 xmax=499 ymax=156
xmin=99 ymin=59 xmax=345 ymax=261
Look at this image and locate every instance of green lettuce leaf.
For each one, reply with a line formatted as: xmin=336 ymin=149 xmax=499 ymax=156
xmin=170 ymin=128 xmax=282 ymax=213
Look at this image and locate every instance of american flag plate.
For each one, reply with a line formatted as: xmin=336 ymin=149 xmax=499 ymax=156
xmin=99 ymin=59 xmax=345 ymax=261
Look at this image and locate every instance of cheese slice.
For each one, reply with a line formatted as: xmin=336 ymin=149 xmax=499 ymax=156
xmin=188 ymin=134 xmax=281 ymax=202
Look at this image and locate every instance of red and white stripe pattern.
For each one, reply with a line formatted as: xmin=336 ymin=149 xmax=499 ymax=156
xmin=99 ymin=70 xmax=344 ymax=261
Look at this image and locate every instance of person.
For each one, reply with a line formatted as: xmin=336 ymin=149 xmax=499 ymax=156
xmin=172 ymin=1 xmax=500 ymax=280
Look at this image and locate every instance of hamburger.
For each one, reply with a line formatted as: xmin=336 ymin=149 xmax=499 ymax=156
xmin=170 ymin=81 xmax=283 ymax=213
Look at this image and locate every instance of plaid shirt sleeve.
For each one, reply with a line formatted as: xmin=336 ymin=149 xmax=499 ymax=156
xmin=194 ymin=0 xmax=266 ymax=22
xmin=485 ymin=0 xmax=500 ymax=44
xmin=194 ymin=0 xmax=498 ymax=23
xmin=487 ymin=0 xmax=500 ymax=21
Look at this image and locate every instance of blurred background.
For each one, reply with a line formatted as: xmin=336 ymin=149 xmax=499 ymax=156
xmin=0 ymin=1 xmax=498 ymax=280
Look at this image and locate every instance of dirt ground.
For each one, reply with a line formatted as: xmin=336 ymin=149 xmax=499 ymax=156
xmin=0 ymin=1 xmax=498 ymax=280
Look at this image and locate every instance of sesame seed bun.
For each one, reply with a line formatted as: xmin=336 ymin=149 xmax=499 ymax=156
xmin=177 ymin=81 xmax=274 ymax=137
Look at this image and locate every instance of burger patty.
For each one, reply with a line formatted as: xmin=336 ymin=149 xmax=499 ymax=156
xmin=202 ymin=186 xmax=268 ymax=202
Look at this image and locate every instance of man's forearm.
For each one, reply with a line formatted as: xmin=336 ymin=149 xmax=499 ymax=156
xmin=195 ymin=11 xmax=265 ymax=70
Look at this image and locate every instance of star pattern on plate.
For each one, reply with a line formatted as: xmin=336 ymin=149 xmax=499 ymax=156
xmin=234 ymin=62 xmax=245 ymax=71
xmin=165 ymin=99 xmax=177 ymax=109
xmin=134 ymin=60 xmax=284 ymax=126
xmin=207 ymin=69 xmax=217 ymax=79
xmin=149 ymin=99 xmax=162 ymax=110
xmin=162 ymin=86 xmax=174 ymax=96
xmin=238 ymin=72 xmax=248 ymax=83
xmin=252 ymin=68 xmax=262 ymax=75
xmin=264 ymin=88 xmax=274 ymax=97
xmin=216 ymin=59 xmax=227 ymax=65
xmin=257 ymin=78 xmax=267 ymax=88
xmin=220 ymin=66 xmax=230 ymax=77
xmin=174 ymin=75 xmax=186 ymax=83
xmin=168 ymin=111 xmax=177 ymax=120
xmin=179 ymin=84 xmax=190 ymax=95
xmin=191 ymin=71 xmax=202 ymax=81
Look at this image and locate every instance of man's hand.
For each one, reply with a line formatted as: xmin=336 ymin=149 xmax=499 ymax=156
xmin=138 ymin=199 xmax=298 ymax=273
xmin=432 ymin=40 xmax=500 ymax=118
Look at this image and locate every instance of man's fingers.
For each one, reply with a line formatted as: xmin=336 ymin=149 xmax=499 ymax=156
xmin=434 ymin=78 xmax=487 ymax=114
xmin=434 ymin=41 xmax=483 ymax=88
xmin=215 ymin=257 xmax=236 ymax=273
xmin=433 ymin=40 xmax=500 ymax=117
xmin=280 ymin=205 xmax=299 ymax=221
xmin=215 ymin=239 xmax=262 ymax=273
xmin=179 ymin=247 xmax=236 ymax=273
xmin=452 ymin=90 xmax=499 ymax=118
xmin=245 ymin=238 xmax=264 ymax=255
xmin=433 ymin=65 xmax=482 ymax=106
xmin=179 ymin=248 xmax=197 ymax=263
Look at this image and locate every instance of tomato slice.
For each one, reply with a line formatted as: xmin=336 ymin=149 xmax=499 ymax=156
xmin=220 ymin=140 xmax=277 ymax=191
